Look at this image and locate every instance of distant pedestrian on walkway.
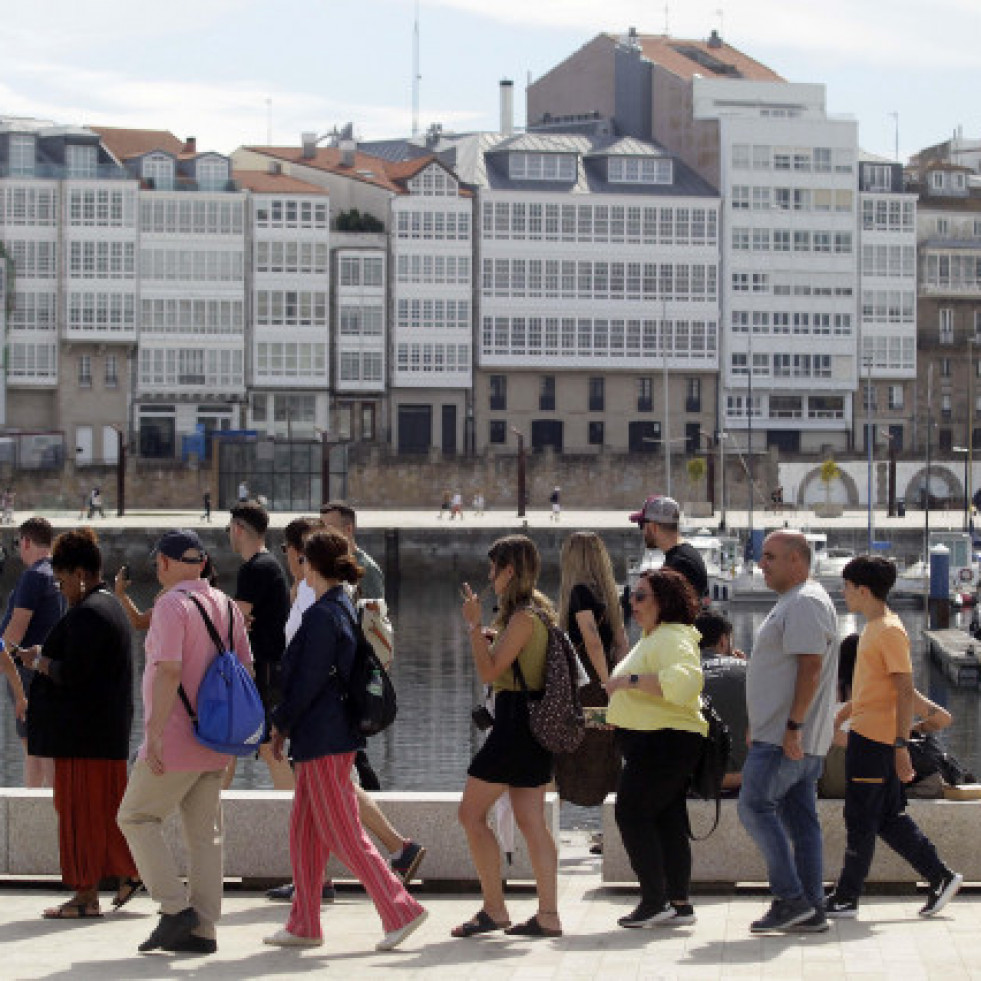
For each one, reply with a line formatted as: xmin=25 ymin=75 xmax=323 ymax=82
xmin=738 ymin=531 xmax=838 ymax=934
xmin=117 ymin=529 xmax=252 ymax=956
xmin=549 ymin=486 xmax=561 ymax=522
xmin=438 ymin=490 xmax=451 ymax=519
xmin=451 ymin=491 xmax=464 ymax=519
xmin=237 ymin=481 xmax=249 ymax=503
xmin=263 ymin=529 xmax=428 ymax=951
xmin=87 ymin=487 xmax=105 ymax=519
xmin=825 ymin=555 xmax=963 ymax=920
xmin=202 ymin=490 xmax=211 ymax=523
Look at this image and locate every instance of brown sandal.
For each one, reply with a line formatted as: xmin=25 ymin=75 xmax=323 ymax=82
xmin=451 ymin=910 xmax=511 ymax=938
xmin=43 ymin=900 xmax=103 ymax=920
xmin=504 ymin=914 xmax=562 ymax=938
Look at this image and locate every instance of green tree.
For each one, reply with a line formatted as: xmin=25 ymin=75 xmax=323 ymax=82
xmin=686 ymin=457 xmax=707 ymax=500
xmin=819 ymin=458 xmax=842 ymax=504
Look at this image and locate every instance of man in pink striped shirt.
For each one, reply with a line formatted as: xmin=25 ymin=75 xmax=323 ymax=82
xmin=118 ymin=530 xmax=252 ymax=957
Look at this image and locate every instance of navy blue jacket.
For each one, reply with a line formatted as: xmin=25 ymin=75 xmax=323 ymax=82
xmin=271 ymin=587 xmax=364 ymax=762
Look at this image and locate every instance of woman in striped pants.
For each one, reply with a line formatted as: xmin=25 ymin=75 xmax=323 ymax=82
xmin=264 ymin=528 xmax=427 ymax=951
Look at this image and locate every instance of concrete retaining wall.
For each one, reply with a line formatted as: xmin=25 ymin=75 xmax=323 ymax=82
xmin=0 ymin=790 xmax=558 ymax=885
xmin=602 ymin=796 xmax=981 ymax=884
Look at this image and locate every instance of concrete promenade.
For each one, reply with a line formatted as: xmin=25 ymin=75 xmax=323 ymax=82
xmin=0 ymin=833 xmax=978 ymax=979
xmin=16 ymin=502 xmax=973 ymax=536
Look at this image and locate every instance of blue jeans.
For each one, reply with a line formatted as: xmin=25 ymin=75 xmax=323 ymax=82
xmin=737 ymin=741 xmax=824 ymax=907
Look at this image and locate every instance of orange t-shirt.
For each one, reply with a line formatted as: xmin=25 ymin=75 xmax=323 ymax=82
xmin=849 ymin=611 xmax=912 ymax=746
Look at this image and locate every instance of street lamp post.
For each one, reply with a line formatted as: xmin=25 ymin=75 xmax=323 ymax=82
xmin=718 ymin=431 xmax=728 ymax=531
xmin=511 ymin=427 xmax=526 ymax=518
xmin=954 ymin=446 xmax=970 ymax=531
xmin=112 ymin=426 xmax=126 ymax=517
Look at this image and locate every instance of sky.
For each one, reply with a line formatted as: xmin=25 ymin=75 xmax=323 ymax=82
xmin=0 ymin=0 xmax=978 ymax=163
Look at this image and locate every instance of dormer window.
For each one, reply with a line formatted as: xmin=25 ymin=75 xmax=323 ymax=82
xmin=508 ymin=152 xmax=576 ymax=182
xmin=196 ymin=156 xmax=229 ymax=192
xmin=9 ymin=134 xmax=35 ymax=176
xmin=143 ymin=153 xmax=174 ymax=190
xmin=409 ymin=165 xmax=457 ymax=196
xmin=608 ymin=156 xmax=672 ymax=185
xmin=66 ymin=144 xmax=97 ymax=179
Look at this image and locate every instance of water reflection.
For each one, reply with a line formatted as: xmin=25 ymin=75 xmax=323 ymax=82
xmin=2 ymin=575 xmax=979 ymax=797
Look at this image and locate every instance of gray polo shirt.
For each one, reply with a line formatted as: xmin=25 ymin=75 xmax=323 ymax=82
xmin=746 ymin=580 xmax=838 ymax=756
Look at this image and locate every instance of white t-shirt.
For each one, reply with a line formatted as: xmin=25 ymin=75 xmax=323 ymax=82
xmin=284 ymin=579 xmax=316 ymax=645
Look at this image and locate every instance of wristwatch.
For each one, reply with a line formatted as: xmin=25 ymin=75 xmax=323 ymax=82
xmin=785 ymin=719 xmax=803 ymax=731
xmin=629 ymin=673 xmax=639 ymax=686
xmin=893 ymin=737 xmax=910 ymax=749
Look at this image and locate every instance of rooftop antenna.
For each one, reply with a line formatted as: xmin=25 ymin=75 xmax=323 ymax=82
xmin=266 ymin=97 xmax=272 ymax=145
xmin=412 ymin=0 xmax=421 ymax=138
xmin=716 ymin=8 xmax=724 ymax=37
xmin=889 ymin=111 xmax=899 ymax=163
xmin=664 ymin=3 xmax=670 ymax=35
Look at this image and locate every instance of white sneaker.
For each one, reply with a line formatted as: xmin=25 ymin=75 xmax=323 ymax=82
xmin=376 ymin=909 xmax=429 ymax=951
xmin=263 ymin=927 xmax=324 ymax=947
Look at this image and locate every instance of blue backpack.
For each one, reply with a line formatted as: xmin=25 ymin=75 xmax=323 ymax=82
xmin=177 ymin=594 xmax=266 ymax=756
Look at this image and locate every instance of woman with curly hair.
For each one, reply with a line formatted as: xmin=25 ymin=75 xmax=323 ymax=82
xmin=455 ymin=534 xmax=562 ymax=940
xmin=605 ymin=567 xmax=707 ymax=929
xmin=26 ymin=527 xmax=139 ymax=919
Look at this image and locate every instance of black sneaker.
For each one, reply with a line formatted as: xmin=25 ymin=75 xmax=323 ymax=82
xmin=265 ymin=882 xmax=335 ymax=903
xmin=391 ymin=842 xmax=427 ymax=885
xmin=792 ymin=909 xmax=830 ymax=933
xmin=663 ymin=902 xmax=696 ymax=926
xmin=617 ymin=902 xmax=676 ymax=929
xmin=824 ymin=891 xmax=859 ymax=919
xmin=919 ymin=870 xmax=963 ymax=917
xmin=162 ymin=934 xmax=218 ymax=955
xmin=138 ymin=907 xmax=199 ymax=953
xmin=749 ymin=897 xmax=814 ymax=933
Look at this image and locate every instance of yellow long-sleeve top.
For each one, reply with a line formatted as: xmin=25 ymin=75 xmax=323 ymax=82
xmin=607 ymin=622 xmax=708 ymax=735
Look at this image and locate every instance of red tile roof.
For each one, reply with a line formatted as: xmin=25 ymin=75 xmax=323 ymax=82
xmin=244 ymin=146 xmax=410 ymax=193
xmin=632 ymin=34 xmax=783 ymax=82
xmin=89 ymin=126 xmax=185 ymax=160
xmin=233 ymin=170 xmax=329 ymax=195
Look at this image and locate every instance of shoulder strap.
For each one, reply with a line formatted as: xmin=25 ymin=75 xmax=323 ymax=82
xmin=176 ymin=592 xmax=230 ymax=723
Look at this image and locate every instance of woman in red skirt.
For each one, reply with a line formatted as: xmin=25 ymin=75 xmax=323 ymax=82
xmin=26 ymin=528 xmax=139 ymax=918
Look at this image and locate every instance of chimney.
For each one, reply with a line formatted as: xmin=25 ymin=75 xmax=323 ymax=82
xmin=301 ymin=131 xmax=317 ymax=159
xmin=339 ymin=138 xmax=356 ymax=167
xmin=183 ymin=136 xmax=197 ymax=155
xmin=707 ymin=29 xmax=722 ymax=48
xmin=268 ymin=160 xmax=282 ymax=176
xmin=500 ymin=79 xmax=514 ymax=136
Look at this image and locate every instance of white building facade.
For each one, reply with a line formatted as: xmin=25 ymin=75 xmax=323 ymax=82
xmin=698 ymin=79 xmax=861 ymax=454
xmin=856 ymin=158 xmax=917 ymax=454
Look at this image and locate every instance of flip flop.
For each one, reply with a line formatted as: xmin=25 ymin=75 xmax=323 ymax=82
xmin=43 ymin=900 xmax=103 ymax=920
xmin=111 ymin=878 xmax=144 ymax=910
xmin=503 ymin=915 xmax=562 ymax=938
xmin=450 ymin=910 xmax=511 ymax=938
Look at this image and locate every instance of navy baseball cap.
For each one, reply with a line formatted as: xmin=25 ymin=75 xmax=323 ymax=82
xmin=151 ymin=529 xmax=207 ymax=562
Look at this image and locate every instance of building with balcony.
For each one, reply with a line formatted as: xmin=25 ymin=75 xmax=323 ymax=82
xmin=438 ymin=123 xmax=719 ymax=455
xmin=235 ymin=169 xmax=332 ymax=442
xmin=1 ymin=117 xmax=137 ymax=462
xmin=528 ymin=30 xmax=863 ymax=456
xmin=856 ymin=157 xmax=918 ymax=455
xmin=909 ymin=162 xmax=981 ymax=457
xmin=94 ymin=128 xmax=247 ymax=458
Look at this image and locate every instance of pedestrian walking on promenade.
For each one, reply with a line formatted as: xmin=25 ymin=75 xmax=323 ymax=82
xmin=263 ymin=529 xmax=427 ymax=951
xmin=738 ymin=530 xmax=838 ymax=934
xmin=1 ymin=516 xmax=65 ymax=787
xmin=202 ymin=490 xmax=211 ymax=523
xmin=117 ymin=529 xmax=252 ymax=956
xmin=454 ymin=535 xmax=562 ymax=940
xmin=825 ymin=555 xmax=963 ymax=920
xmin=605 ymin=568 xmax=706 ymax=929
xmin=27 ymin=528 xmax=140 ymax=919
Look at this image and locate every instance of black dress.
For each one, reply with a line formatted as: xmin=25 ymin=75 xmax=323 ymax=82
xmin=467 ymin=618 xmax=552 ymax=789
xmin=553 ymin=584 xmax=621 ymax=806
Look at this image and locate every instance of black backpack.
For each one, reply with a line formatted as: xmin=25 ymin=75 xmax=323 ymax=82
xmin=686 ymin=694 xmax=732 ymax=840
xmin=328 ymin=599 xmax=397 ymax=737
